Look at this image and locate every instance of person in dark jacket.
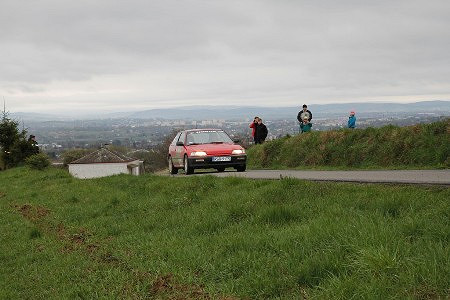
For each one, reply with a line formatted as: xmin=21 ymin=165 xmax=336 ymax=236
xmin=249 ymin=116 xmax=259 ymax=144
xmin=28 ymin=135 xmax=40 ymax=154
xmin=297 ymin=104 xmax=312 ymax=122
xmin=255 ymin=118 xmax=268 ymax=144
xmin=348 ymin=111 xmax=356 ymax=128
xmin=297 ymin=104 xmax=312 ymax=133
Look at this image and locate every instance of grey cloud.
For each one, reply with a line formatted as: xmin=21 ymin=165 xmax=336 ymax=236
xmin=1 ymin=0 xmax=449 ymax=111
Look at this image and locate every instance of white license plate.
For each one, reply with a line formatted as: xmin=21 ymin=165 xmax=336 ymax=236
xmin=212 ymin=156 xmax=231 ymax=162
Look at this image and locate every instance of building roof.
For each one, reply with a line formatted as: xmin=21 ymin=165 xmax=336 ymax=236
xmin=70 ymin=148 xmax=137 ymax=164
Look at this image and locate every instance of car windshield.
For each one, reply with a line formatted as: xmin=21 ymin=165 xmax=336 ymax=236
xmin=186 ymin=131 xmax=233 ymax=145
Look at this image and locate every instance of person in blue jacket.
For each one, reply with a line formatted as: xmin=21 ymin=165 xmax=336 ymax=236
xmin=348 ymin=111 xmax=356 ymax=128
xmin=300 ymin=116 xmax=312 ymax=133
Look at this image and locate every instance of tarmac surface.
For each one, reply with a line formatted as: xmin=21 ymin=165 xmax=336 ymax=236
xmin=174 ymin=169 xmax=450 ymax=185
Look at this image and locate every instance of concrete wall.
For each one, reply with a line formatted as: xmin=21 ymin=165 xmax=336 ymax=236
xmin=69 ymin=163 xmax=129 ymax=179
xmin=131 ymin=166 xmax=139 ymax=176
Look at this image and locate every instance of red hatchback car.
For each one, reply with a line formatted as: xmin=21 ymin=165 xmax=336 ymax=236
xmin=168 ymin=129 xmax=247 ymax=174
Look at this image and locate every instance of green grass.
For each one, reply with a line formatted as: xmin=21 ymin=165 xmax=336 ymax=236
xmin=247 ymin=119 xmax=450 ymax=170
xmin=0 ymin=167 xmax=449 ymax=299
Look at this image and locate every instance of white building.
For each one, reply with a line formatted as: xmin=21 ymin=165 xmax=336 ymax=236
xmin=68 ymin=148 xmax=144 ymax=179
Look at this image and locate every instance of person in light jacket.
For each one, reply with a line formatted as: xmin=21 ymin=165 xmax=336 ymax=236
xmin=300 ymin=116 xmax=312 ymax=133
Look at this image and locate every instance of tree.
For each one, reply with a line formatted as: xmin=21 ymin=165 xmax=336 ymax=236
xmin=0 ymin=105 xmax=37 ymax=169
xmin=0 ymin=110 xmax=22 ymax=169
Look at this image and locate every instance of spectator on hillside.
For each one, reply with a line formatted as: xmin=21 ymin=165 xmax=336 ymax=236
xmin=297 ymin=104 xmax=312 ymax=133
xmin=255 ymin=118 xmax=268 ymax=144
xmin=348 ymin=111 xmax=356 ymax=129
xmin=28 ymin=135 xmax=39 ymax=154
xmin=249 ymin=116 xmax=259 ymax=144
xmin=300 ymin=116 xmax=312 ymax=133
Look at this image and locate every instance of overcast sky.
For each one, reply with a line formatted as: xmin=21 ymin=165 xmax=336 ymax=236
xmin=1 ymin=0 xmax=449 ymax=114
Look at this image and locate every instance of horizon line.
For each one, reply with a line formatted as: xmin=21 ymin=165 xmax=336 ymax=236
xmin=9 ymin=99 xmax=450 ymax=115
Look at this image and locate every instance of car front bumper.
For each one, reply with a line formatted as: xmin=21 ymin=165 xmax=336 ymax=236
xmin=188 ymin=155 xmax=247 ymax=168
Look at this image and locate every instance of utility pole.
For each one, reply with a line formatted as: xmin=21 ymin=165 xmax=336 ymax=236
xmin=2 ymin=96 xmax=6 ymax=119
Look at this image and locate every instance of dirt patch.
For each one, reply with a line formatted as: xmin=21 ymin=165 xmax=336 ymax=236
xmin=299 ymin=286 xmax=309 ymax=299
xmin=150 ymin=274 xmax=175 ymax=295
xmin=60 ymin=228 xmax=97 ymax=254
xmin=14 ymin=204 xmax=98 ymax=255
xmin=86 ymin=243 xmax=99 ymax=254
xmin=99 ymin=251 xmax=121 ymax=264
xmin=70 ymin=233 xmax=85 ymax=244
xmin=55 ymin=223 xmax=67 ymax=239
xmin=60 ymin=244 xmax=74 ymax=253
xmin=149 ymin=273 xmax=211 ymax=299
xmin=16 ymin=204 xmax=50 ymax=222
xmin=0 ymin=192 xmax=5 ymax=198
xmin=69 ymin=228 xmax=91 ymax=245
xmin=410 ymin=285 xmax=440 ymax=299
xmin=17 ymin=204 xmax=32 ymax=215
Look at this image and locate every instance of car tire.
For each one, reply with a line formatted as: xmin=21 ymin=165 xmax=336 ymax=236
xmin=217 ymin=167 xmax=225 ymax=172
xmin=236 ymin=164 xmax=246 ymax=172
xmin=168 ymin=156 xmax=178 ymax=174
xmin=184 ymin=155 xmax=194 ymax=175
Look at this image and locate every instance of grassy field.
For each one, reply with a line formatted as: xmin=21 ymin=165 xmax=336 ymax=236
xmin=0 ymin=167 xmax=449 ymax=299
xmin=247 ymin=119 xmax=450 ymax=170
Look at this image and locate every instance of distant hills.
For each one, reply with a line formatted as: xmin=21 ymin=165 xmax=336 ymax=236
xmin=127 ymin=101 xmax=450 ymax=120
xmin=9 ymin=112 xmax=69 ymax=122
xmin=11 ymin=100 xmax=450 ymax=121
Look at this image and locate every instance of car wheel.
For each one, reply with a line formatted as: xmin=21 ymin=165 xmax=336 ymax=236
xmin=168 ymin=156 xmax=178 ymax=174
xmin=217 ymin=167 xmax=225 ymax=172
xmin=236 ymin=164 xmax=246 ymax=172
xmin=184 ymin=155 xmax=194 ymax=175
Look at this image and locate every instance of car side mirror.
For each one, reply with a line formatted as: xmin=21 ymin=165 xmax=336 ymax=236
xmin=176 ymin=141 xmax=184 ymax=146
xmin=233 ymin=139 xmax=240 ymax=143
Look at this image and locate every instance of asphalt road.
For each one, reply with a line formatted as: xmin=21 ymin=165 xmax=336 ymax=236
xmin=174 ymin=169 xmax=450 ymax=185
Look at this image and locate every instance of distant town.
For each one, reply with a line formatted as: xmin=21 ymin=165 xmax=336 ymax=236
xmin=20 ymin=109 xmax=448 ymax=161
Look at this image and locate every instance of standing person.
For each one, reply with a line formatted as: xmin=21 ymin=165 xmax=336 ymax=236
xmin=28 ymin=135 xmax=39 ymax=154
xmin=255 ymin=118 xmax=268 ymax=144
xmin=249 ymin=116 xmax=259 ymax=144
xmin=297 ymin=104 xmax=312 ymax=133
xmin=300 ymin=116 xmax=312 ymax=133
xmin=348 ymin=111 xmax=356 ymax=129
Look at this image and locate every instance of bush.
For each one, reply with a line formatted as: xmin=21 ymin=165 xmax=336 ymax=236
xmin=25 ymin=153 xmax=51 ymax=170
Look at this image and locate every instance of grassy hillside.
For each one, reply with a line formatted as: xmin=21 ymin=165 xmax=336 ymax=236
xmin=0 ymin=168 xmax=449 ymax=299
xmin=247 ymin=119 xmax=450 ymax=170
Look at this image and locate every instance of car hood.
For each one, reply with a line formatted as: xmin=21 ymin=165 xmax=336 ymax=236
xmin=186 ymin=143 xmax=244 ymax=156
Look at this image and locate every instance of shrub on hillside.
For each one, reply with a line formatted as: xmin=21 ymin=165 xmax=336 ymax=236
xmin=25 ymin=153 xmax=51 ymax=170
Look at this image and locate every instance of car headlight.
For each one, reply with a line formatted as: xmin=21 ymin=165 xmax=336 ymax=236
xmin=232 ymin=149 xmax=245 ymax=155
xmin=190 ymin=151 xmax=207 ymax=157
